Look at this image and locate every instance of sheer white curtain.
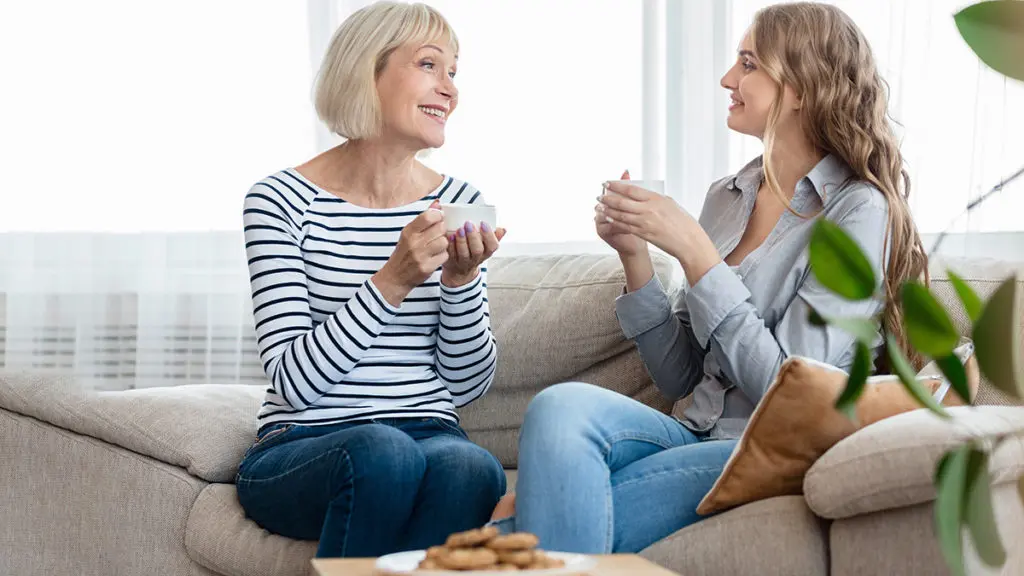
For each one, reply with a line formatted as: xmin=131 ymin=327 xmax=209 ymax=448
xmin=0 ymin=1 xmax=317 ymax=387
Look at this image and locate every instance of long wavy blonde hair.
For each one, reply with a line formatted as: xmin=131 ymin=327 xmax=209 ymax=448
xmin=751 ymin=2 xmax=928 ymax=368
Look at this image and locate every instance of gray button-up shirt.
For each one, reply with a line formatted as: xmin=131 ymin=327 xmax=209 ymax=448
xmin=615 ymin=154 xmax=890 ymax=439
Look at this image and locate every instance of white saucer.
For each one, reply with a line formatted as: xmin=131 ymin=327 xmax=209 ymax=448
xmin=375 ymin=549 xmax=597 ymax=575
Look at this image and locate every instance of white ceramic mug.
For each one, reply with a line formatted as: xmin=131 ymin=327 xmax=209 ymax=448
xmin=438 ymin=203 xmax=498 ymax=232
xmin=603 ymin=179 xmax=666 ymax=196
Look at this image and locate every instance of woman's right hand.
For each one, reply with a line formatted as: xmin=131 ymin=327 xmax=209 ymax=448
xmin=595 ymin=170 xmax=648 ymax=257
xmin=374 ymin=203 xmax=450 ymax=306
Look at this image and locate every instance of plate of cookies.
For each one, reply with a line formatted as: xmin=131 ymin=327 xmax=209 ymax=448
xmin=375 ymin=526 xmax=597 ymax=575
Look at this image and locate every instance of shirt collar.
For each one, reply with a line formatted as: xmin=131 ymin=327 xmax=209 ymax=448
xmin=727 ymin=153 xmax=855 ymax=203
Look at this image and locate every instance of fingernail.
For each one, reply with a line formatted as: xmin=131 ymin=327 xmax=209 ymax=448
xmin=596 ymin=204 xmax=605 ymax=212
xmin=448 ymin=234 xmax=456 ymax=242
xmin=458 ymin=227 xmax=466 ymax=238
xmin=465 ymin=222 xmax=475 ymax=233
xmin=605 ymin=216 xmax=615 ymax=223
xmin=481 ymin=221 xmax=491 ymax=233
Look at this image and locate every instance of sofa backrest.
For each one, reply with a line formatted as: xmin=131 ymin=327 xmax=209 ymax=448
xmin=930 ymin=257 xmax=1024 ymax=407
xmin=459 ymin=253 xmax=678 ymax=467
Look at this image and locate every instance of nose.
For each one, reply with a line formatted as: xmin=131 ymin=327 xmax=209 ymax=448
xmin=438 ymin=76 xmax=457 ymax=101
xmin=720 ymin=64 xmax=738 ymax=91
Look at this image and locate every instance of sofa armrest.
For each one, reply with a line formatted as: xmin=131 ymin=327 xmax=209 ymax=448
xmin=0 ymin=370 xmax=261 ymax=483
xmin=804 ymin=405 xmax=1024 ymax=520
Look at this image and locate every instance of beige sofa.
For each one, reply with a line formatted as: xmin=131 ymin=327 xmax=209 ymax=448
xmin=2 ymin=253 xmax=1023 ymax=576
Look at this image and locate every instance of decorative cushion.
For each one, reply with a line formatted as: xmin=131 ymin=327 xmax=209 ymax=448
xmin=695 ymin=342 xmax=978 ymax=515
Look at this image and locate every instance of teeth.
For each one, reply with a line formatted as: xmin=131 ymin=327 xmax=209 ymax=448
xmin=419 ymin=106 xmax=446 ymax=118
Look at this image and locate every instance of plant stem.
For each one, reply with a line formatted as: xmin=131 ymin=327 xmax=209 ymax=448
xmin=928 ymin=163 xmax=1024 ymax=258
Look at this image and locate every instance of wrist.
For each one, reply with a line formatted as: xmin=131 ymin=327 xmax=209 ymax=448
xmin=674 ymin=231 xmax=721 ymax=287
xmin=441 ymin=268 xmax=479 ymax=288
xmin=372 ymin=267 xmax=412 ymax=307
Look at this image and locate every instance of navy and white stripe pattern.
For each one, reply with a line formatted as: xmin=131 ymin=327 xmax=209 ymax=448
xmin=243 ymin=169 xmax=497 ymax=434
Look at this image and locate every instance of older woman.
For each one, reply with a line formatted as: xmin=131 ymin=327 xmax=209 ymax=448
xmin=236 ymin=1 xmax=507 ymax=558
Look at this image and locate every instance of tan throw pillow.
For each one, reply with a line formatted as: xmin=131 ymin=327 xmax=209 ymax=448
xmin=695 ymin=341 xmax=978 ymax=515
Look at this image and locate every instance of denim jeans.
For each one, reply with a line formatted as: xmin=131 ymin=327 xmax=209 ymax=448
xmin=492 ymin=382 xmax=738 ymax=554
xmin=236 ymin=417 xmax=506 ymax=558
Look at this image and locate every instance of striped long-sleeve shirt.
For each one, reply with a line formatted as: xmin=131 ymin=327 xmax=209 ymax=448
xmin=243 ymin=169 xmax=498 ymax=434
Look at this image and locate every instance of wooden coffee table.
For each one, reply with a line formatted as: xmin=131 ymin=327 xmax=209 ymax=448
xmin=312 ymin=554 xmax=679 ymax=575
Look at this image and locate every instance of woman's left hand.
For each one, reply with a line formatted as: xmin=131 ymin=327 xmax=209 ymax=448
xmin=441 ymin=219 xmax=506 ymax=288
xmin=598 ymin=182 xmax=721 ymax=282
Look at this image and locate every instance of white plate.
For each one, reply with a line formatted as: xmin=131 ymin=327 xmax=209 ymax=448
xmin=375 ymin=550 xmax=597 ymax=575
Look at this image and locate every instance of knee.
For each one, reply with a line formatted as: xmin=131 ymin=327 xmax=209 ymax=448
xmin=342 ymin=425 xmax=426 ymax=487
xmin=523 ymin=382 xmax=604 ymax=434
xmin=430 ymin=442 xmax=506 ymax=497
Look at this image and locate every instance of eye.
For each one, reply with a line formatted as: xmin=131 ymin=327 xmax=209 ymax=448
xmin=448 ymin=71 xmax=457 ymax=79
xmin=742 ymin=59 xmax=757 ymax=72
xmin=420 ymin=59 xmax=435 ymax=70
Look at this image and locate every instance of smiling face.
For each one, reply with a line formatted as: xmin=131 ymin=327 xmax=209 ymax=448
xmin=375 ymin=40 xmax=458 ymax=150
xmin=719 ymin=31 xmax=800 ymax=139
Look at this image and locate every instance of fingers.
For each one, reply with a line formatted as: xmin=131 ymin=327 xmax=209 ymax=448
xmin=604 ymin=181 xmax=651 ymax=201
xmin=480 ymin=223 xmax=500 ymax=254
xmin=621 ymin=169 xmax=630 ymax=180
xmin=596 ymin=203 xmax=641 ymax=226
xmin=465 ymin=222 xmax=485 ymax=257
xmin=454 ymin=225 xmax=471 ymax=261
xmin=495 ymin=227 xmax=506 ymax=241
xmin=409 ymin=206 xmax=445 ymax=233
xmin=598 ymin=191 xmax=644 ymax=214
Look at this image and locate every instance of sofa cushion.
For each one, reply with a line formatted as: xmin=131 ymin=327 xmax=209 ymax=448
xmin=804 ymin=405 xmax=1024 ymax=519
xmin=184 ymin=470 xmax=521 ymax=576
xmin=641 ymin=496 xmax=828 ymax=576
xmin=185 ymin=484 xmax=317 ymax=576
xmin=461 ymin=253 xmax=677 ymax=466
xmin=696 ymin=348 xmax=975 ymax=515
xmin=0 ymin=370 xmax=261 ymax=483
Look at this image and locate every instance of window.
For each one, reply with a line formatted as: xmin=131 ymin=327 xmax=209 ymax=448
xmin=0 ymin=1 xmax=318 ymax=232
xmin=415 ymin=0 xmax=644 ymax=244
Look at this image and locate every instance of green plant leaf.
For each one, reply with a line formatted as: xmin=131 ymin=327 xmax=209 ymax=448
xmin=808 ymin=308 xmax=827 ymax=326
xmin=935 ymin=446 xmax=971 ymax=576
xmin=971 ymin=276 xmax=1023 ymax=400
xmin=948 ymin=271 xmax=984 ymax=324
xmin=835 ymin=341 xmax=871 ymax=421
xmin=902 ymin=282 xmax=960 ymax=357
xmin=964 ymin=449 xmax=1007 ymax=567
xmin=954 ymin=0 xmax=1024 ymax=82
xmin=888 ymin=335 xmax=951 ymax=418
xmin=831 ymin=317 xmax=881 ymax=345
xmin=809 ymin=220 xmax=877 ymax=301
xmin=936 ymin=353 xmax=972 ymax=405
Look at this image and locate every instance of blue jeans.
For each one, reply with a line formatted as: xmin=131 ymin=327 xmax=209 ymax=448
xmin=494 ymin=382 xmax=738 ymax=554
xmin=236 ymin=417 xmax=506 ymax=558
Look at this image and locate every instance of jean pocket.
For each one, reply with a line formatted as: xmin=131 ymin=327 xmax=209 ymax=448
xmin=433 ymin=417 xmax=468 ymax=439
xmin=244 ymin=424 xmax=296 ymax=459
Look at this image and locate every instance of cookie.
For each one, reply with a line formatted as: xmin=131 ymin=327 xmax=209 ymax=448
xmin=496 ymin=549 xmax=536 ymax=567
xmin=527 ymin=554 xmax=566 ymax=569
xmin=486 ymin=532 xmax=540 ymax=551
xmin=416 ymin=558 xmax=441 ymax=571
xmin=445 ymin=525 xmax=499 ymax=548
xmin=434 ymin=547 xmax=500 ymax=571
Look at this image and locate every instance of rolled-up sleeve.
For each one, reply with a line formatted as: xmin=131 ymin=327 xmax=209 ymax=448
xmin=686 ymin=199 xmax=889 ymax=406
xmin=615 ymin=275 xmax=707 ymax=400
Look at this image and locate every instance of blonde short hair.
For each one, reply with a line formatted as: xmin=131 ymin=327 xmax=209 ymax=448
xmin=315 ymin=1 xmax=459 ymax=140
